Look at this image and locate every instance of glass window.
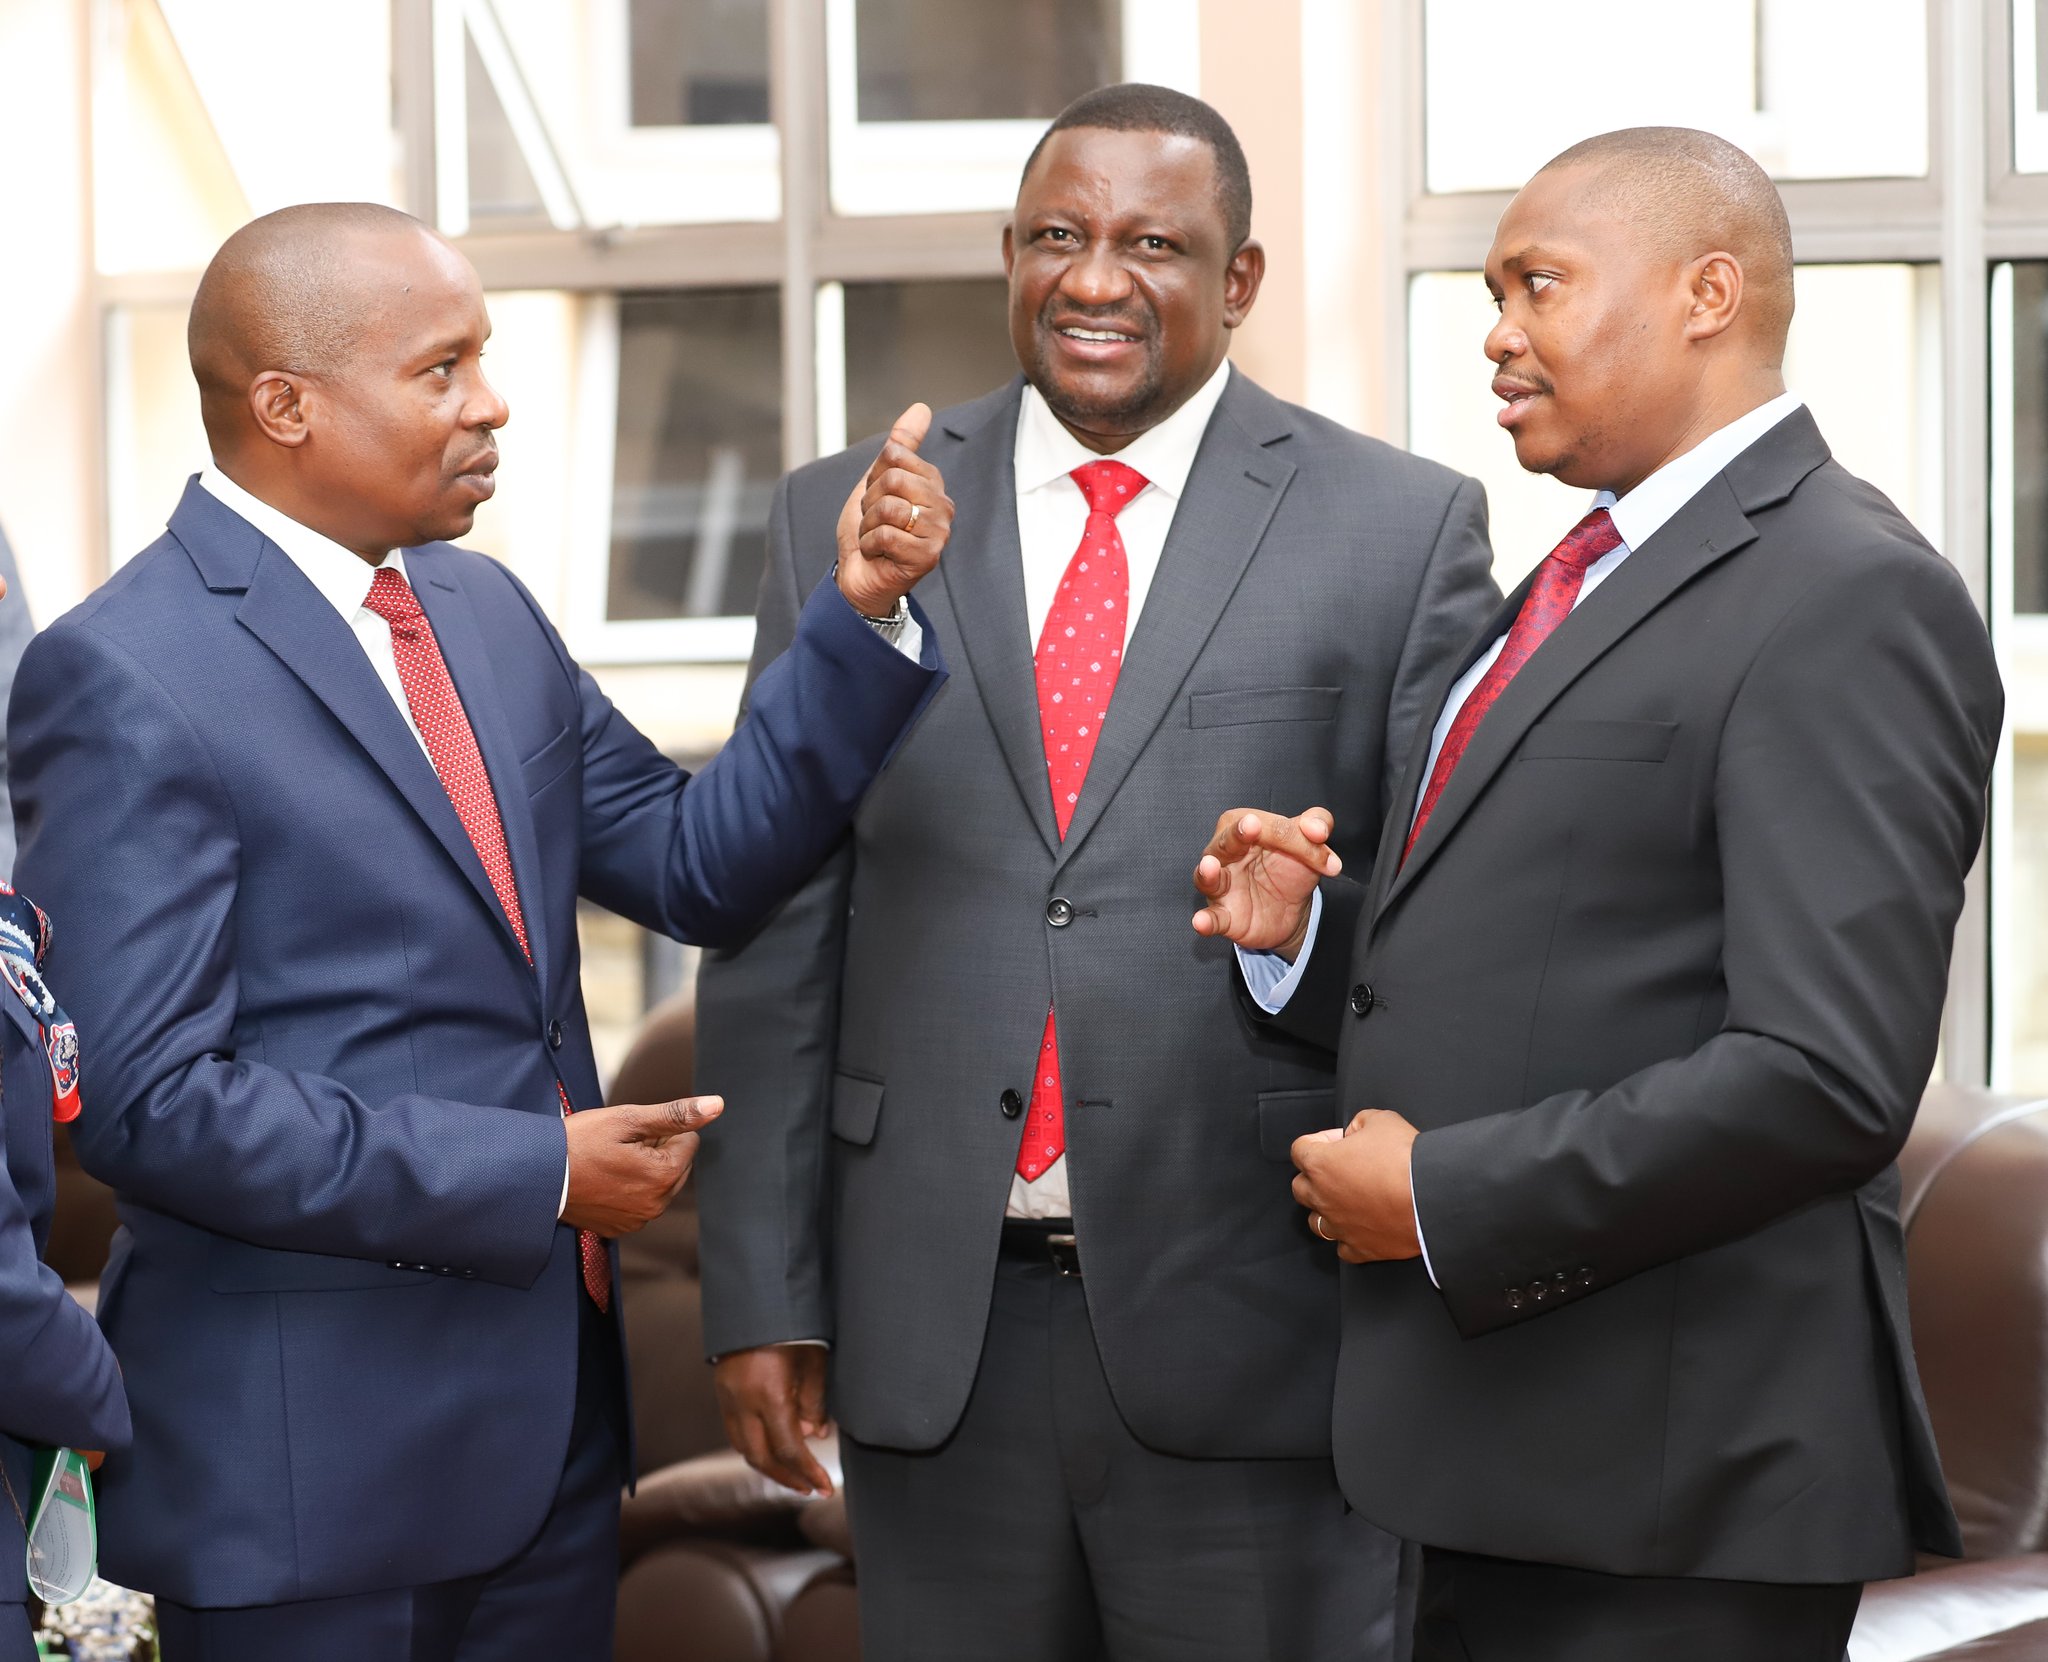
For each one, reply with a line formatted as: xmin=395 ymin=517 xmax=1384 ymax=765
xmin=852 ymin=0 xmax=1117 ymax=123
xmin=1423 ymin=0 xmax=1928 ymax=194
xmin=1406 ymin=263 xmax=1942 ymax=591
xmin=103 ymin=301 xmax=207 ymax=567
xmin=2017 ymin=0 xmax=2048 ymax=173
xmin=447 ymin=0 xmax=779 ymax=233
xmin=825 ymin=0 xmax=1197 ymax=216
xmin=627 ymin=0 xmax=770 ymax=127
xmin=604 ymin=289 xmax=782 ymax=626
xmin=827 ymin=278 xmax=1017 ymax=452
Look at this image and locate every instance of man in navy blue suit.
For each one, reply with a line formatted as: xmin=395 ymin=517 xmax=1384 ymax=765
xmin=0 ymin=575 xmax=130 ymax=1662
xmin=8 ymin=202 xmax=950 ymax=1661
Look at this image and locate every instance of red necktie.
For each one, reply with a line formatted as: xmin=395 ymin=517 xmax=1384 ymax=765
xmin=364 ymin=567 xmax=612 ymax=1311
xmin=1402 ymin=508 xmax=1623 ymax=865
xmin=1018 ymin=459 xmax=1144 ymax=1184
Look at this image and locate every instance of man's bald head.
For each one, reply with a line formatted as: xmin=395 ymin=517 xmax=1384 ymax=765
xmin=1537 ymin=127 xmax=1795 ymax=360
xmin=188 ymin=202 xmax=444 ymax=446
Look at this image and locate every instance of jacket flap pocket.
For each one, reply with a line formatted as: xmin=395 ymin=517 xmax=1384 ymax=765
xmin=520 ymin=725 xmax=577 ymax=796
xmin=830 ymin=1071 xmax=885 ymax=1146
xmin=1257 ymin=1087 xmax=1339 ymax=1160
xmin=209 ymin=1240 xmax=438 ymax=1293
xmin=1518 ymin=719 xmax=1677 ymax=763
xmin=1188 ymin=687 xmax=1343 ymax=729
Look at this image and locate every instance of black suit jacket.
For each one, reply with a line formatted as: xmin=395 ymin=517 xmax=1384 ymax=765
xmin=1269 ymin=409 xmax=2000 ymax=1582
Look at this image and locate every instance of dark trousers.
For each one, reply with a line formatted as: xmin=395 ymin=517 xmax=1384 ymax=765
xmin=157 ymin=1295 xmax=627 ymax=1662
xmin=843 ymin=1245 xmax=1403 ymax=1662
xmin=1413 ymin=1547 xmax=1863 ymax=1662
xmin=0 ymin=1603 xmax=33 ymax=1662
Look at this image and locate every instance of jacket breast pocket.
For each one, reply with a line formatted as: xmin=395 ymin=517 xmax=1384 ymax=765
xmin=1517 ymin=719 xmax=1676 ymax=763
xmin=1257 ymin=1087 xmax=1339 ymax=1161
xmin=830 ymin=1071 xmax=885 ymax=1146
xmin=1188 ymin=687 xmax=1343 ymax=729
xmin=520 ymin=725 xmax=578 ymax=797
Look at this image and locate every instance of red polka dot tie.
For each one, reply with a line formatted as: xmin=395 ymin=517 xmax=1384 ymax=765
xmin=363 ymin=567 xmax=612 ymax=1312
xmin=1402 ymin=507 xmax=1622 ymax=867
xmin=1017 ymin=459 xmax=1144 ymax=1183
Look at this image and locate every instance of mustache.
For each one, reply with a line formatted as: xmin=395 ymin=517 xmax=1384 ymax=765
xmin=1039 ymin=299 xmax=1154 ymax=337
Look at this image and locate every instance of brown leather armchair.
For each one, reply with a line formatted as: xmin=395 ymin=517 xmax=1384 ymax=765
xmin=610 ymin=992 xmax=859 ymax=1662
xmin=1848 ymin=1084 xmax=2048 ymax=1660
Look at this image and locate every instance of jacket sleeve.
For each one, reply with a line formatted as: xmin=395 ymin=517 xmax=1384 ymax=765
xmin=1379 ymin=477 xmax=1500 ymax=822
xmin=560 ymin=489 xmax=942 ymax=952
xmin=10 ymin=623 xmax=567 ymax=1287
xmin=0 ymin=1058 xmax=128 ymax=1454
xmin=1410 ymin=550 xmax=2004 ymax=1338
xmin=689 ymin=469 xmax=859 ymax=1358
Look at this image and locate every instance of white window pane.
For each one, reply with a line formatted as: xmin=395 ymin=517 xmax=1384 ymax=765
xmin=841 ymin=279 xmax=1016 ymax=446
xmin=2016 ymin=0 xmax=2048 ymax=173
xmin=826 ymin=0 xmax=1197 ymax=217
xmin=1406 ymin=263 xmax=1942 ymax=594
xmin=1423 ymin=0 xmax=1927 ymax=194
xmin=103 ymin=302 xmax=205 ymax=568
xmin=464 ymin=0 xmax=778 ymax=231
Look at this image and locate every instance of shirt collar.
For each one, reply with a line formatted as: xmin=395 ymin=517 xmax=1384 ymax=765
xmin=1013 ymin=357 xmax=1234 ymax=502
xmin=197 ymin=465 xmax=408 ymax=622
xmin=1595 ymin=391 xmax=1805 ymax=551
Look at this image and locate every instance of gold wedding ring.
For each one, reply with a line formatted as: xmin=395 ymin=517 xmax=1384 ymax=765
xmin=906 ymin=501 xmax=922 ymax=532
xmin=1311 ymin=1213 xmax=1333 ymax=1242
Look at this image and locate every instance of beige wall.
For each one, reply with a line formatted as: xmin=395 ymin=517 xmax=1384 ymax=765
xmin=0 ymin=0 xmax=98 ymax=623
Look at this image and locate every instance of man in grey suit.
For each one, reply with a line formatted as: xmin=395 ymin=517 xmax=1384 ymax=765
xmin=695 ymin=83 xmax=1498 ymax=1661
xmin=1196 ymin=128 xmax=2002 ymax=1660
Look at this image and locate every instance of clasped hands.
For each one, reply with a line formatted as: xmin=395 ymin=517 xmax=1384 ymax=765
xmin=1191 ymin=806 xmax=1422 ymax=1264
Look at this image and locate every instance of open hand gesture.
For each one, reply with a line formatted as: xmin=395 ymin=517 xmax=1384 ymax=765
xmin=1190 ymin=807 xmax=1342 ymax=960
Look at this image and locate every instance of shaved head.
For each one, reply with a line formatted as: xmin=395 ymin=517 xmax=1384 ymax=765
xmin=1538 ymin=127 xmax=1795 ymax=360
xmin=186 ymin=201 xmax=508 ymax=561
xmin=188 ymin=202 xmax=441 ymax=447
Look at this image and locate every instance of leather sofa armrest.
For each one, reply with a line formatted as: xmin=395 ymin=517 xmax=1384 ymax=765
xmin=620 ymin=1440 xmax=846 ymax=1566
xmin=1851 ymin=1553 xmax=2048 ymax=1661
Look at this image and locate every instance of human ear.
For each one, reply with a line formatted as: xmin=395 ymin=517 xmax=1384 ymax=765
xmin=1684 ymin=251 xmax=1744 ymax=342
xmin=1222 ymin=239 xmax=1266 ymax=329
xmin=247 ymin=371 xmax=312 ymax=449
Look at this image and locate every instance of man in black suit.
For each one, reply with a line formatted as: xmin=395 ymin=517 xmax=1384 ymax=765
xmin=1194 ymin=127 xmax=2002 ymax=1661
xmin=695 ymin=84 xmax=1498 ymax=1661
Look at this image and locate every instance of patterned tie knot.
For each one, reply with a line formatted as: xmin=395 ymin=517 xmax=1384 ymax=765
xmin=362 ymin=565 xmax=424 ymax=632
xmin=1551 ymin=508 xmax=1622 ymax=574
xmin=1071 ymin=459 xmax=1148 ymax=519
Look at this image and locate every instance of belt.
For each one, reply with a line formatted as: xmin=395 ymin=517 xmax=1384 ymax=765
xmin=1000 ymin=1218 xmax=1082 ymax=1277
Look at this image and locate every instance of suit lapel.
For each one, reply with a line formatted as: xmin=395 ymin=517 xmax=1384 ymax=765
xmin=411 ymin=552 xmax=551 ymax=993
xmin=1057 ymin=374 xmax=1297 ymax=865
xmin=172 ymin=482 xmax=534 ymax=973
xmin=932 ymin=382 xmax=1063 ymax=857
xmin=1371 ymin=409 xmax=1833 ymax=925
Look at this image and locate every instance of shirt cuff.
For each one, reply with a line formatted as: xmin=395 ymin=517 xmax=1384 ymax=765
xmin=558 ymin=1150 xmax=571 ymax=1220
xmin=1234 ymin=888 xmax=1325 ymax=1013
xmin=1411 ymin=1150 xmax=1438 ymax=1288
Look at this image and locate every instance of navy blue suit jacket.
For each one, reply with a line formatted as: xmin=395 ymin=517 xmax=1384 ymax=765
xmin=8 ymin=478 xmax=942 ymax=1606
xmin=0 ymin=933 xmax=130 ymax=1607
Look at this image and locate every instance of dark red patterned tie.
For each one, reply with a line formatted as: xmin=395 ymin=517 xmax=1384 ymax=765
xmin=1017 ymin=459 xmax=1144 ymax=1183
xmin=364 ymin=567 xmax=611 ymax=1311
xmin=1402 ymin=508 xmax=1622 ymax=866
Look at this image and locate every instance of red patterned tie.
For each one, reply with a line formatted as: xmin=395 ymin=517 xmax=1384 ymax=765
xmin=363 ymin=567 xmax=612 ymax=1312
xmin=1018 ymin=459 xmax=1144 ymax=1183
xmin=1403 ymin=508 xmax=1622 ymax=866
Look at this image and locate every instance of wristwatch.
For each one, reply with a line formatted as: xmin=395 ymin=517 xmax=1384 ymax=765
xmin=834 ymin=563 xmax=911 ymax=645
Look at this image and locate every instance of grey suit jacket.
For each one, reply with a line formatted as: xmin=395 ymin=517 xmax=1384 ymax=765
xmin=1267 ymin=409 xmax=2000 ymax=1581
xmin=696 ymin=369 xmax=1499 ymax=1456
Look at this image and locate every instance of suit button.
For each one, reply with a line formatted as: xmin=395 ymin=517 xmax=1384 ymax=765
xmin=1505 ymin=1289 xmax=1524 ymax=1311
xmin=1349 ymin=983 xmax=1375 ymax=1017
xmin=1000 ymin=1089 xmax=1024 ymax=1119
xmin=1528 ymin=1280 xmax=1548 ymax=1303
xmin=1576 ymin=1266 xmax=1595 ymax=1290
xmin=547 ymin=1020 xmax=563 ymax=1050
xmin=1046 ymin=897 xmax=1075 ymax=928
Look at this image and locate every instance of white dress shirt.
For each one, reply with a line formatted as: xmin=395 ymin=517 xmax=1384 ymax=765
xmin=1007 ymin=357 xmax=1235 ymax=1220
xmin=1238 ymin=391 xmax=1806 ymax=1277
